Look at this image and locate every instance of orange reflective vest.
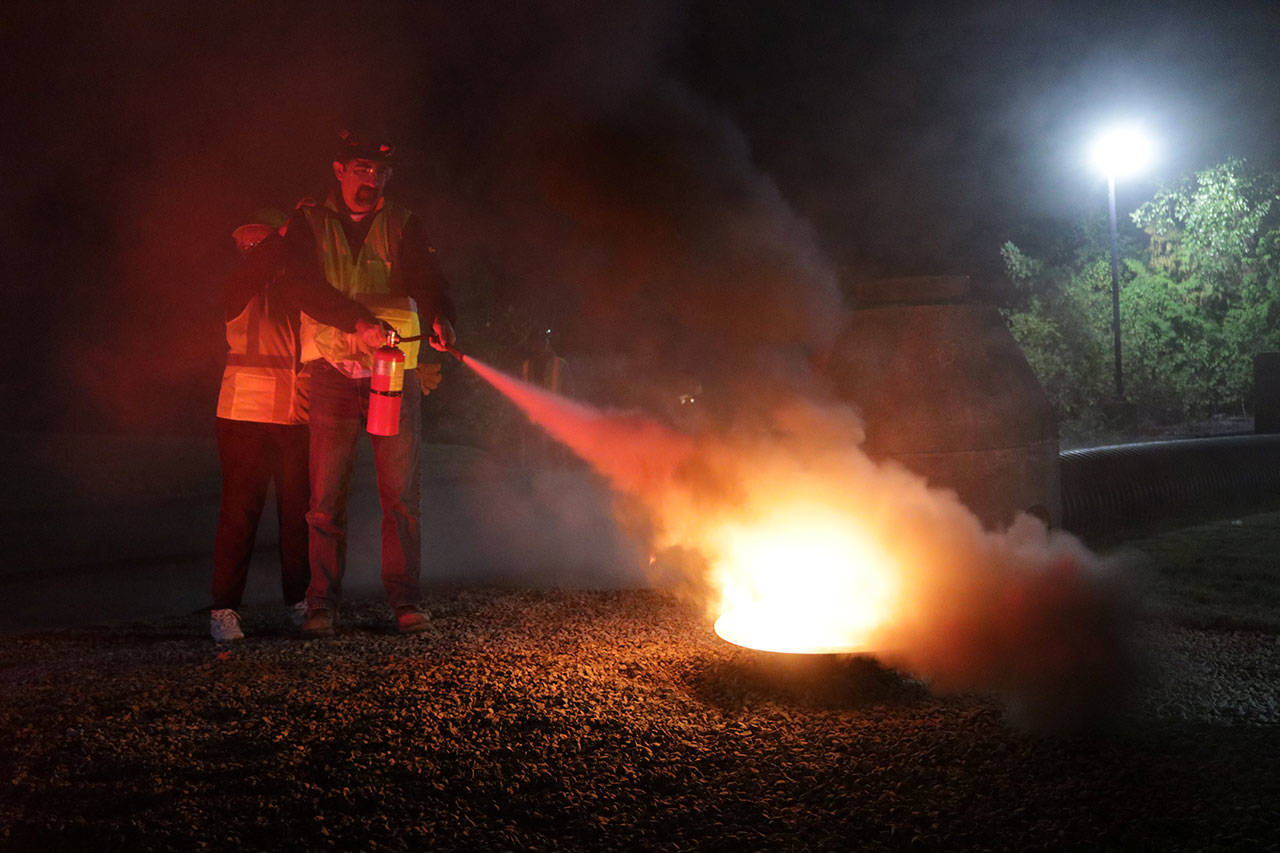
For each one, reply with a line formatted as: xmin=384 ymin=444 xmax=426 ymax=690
xmin=217 ymin=285 xmax=308 ymax=424
xmin=298 ymin=197 xmax=422 ymax=377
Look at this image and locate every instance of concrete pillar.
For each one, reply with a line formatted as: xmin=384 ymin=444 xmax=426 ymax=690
xmin=1255 ymin=352 xmax=1280 ymax=434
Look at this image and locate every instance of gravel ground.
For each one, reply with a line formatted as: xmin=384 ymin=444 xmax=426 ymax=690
xmin=2 ymin=586 xmax=1278 ymax=851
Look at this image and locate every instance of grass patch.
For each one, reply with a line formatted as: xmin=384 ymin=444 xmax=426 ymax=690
xmin=1118 ymin=510 xmax=1280 ymax=632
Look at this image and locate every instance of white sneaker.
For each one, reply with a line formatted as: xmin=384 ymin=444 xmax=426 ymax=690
xmin=210 ymin=608 xmax=244 ymax=642
xmin=288 ymin=600 xmax=308 ymax=627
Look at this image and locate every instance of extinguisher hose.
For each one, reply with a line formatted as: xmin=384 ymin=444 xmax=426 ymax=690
xmin=393 ymin=331 xmax=463 ymax=360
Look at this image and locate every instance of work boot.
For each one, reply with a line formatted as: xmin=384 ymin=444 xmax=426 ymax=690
xmin=301 ymin=608 xmax=336 ymax=639
xmin=395 ymin=605 xmax=430 ymax=635
xmin=287 ymin=600 xmax=308 ymax=628
xmin=210 ymin=609 xmax=244 ymax=643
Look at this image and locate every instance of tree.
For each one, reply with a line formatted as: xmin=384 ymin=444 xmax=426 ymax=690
xmin=999 ymin=240 xmax=1112 ymax=424
xmin=1132 ymin=158 xmax=1279 ymax=306
xmin=1001 ymin=158 xmax=1280 ymax=433
xmin=1129 ymin=158 xmax=1280 ymax=412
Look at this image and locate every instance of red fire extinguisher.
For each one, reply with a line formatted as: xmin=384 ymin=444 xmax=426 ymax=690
xmin=367 ymin=331 xmax=405 ymax=436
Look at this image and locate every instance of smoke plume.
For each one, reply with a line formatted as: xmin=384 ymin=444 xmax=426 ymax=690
xmin=466 ymin=352 xmax=1137 ymax=729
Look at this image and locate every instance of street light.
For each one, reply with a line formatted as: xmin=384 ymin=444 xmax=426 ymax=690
xmin=1090 ymin=124 xmax=1154 ymax=400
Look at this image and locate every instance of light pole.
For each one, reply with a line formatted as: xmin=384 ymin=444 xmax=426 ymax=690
xmin=1090 ymin=125 xmax=1153 ymax=400
xmin=1105 ymin=170 xmax=1124 ymax=399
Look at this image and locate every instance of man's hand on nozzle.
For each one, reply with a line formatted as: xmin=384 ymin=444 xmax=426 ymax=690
xmin=356 ymin=318 xmax=396 ymax=350
xmin=428 ymin=316 xmax=457 ymax=352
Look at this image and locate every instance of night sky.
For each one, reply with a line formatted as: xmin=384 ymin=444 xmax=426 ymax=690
xmin=3 ymin=0 xmax=1278 ymax=434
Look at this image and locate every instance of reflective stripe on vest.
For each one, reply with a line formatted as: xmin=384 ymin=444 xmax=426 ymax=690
xmin=298 ymin=198 xmax=421 ymax=377
xmin=217 ymin=288 xmax=308 ymax=424
xmin=225 ymin=353 xmax=295 ymax=368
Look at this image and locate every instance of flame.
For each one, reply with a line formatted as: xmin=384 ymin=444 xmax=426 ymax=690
xmin=709 ymin=502 xmax=900 ymax=654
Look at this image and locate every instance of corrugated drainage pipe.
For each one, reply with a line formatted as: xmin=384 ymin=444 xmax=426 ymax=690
xmin=1060 ymin=434 xmax=1280 ymax=542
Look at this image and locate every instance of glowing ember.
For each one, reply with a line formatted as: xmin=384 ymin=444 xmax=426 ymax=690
xmin=709 ymin=504 xmax=900 ymax=654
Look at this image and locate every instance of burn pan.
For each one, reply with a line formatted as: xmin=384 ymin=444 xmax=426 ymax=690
xmin=695 ymin=644 xmax=930 ymax=710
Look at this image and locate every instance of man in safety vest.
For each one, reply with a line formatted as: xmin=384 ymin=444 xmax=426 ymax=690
xmin=212 ymin=211 xmax=389 ymax=642
xmin=285 ymin=129 xmax=456 ymax=638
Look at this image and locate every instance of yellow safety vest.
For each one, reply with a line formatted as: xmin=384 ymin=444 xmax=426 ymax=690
xmin=217 ymin=286 xmax=308 ymax=424
xmin=298 ymin=197 xmax=422 ymax=377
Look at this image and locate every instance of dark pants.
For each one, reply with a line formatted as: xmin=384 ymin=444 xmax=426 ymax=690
xmin=306 ymin=361 xmax=422 ymax=612
xmin=212 ymin=417 xmax=310 ymax=609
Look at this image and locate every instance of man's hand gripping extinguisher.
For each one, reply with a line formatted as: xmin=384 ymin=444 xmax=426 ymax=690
xmin=367 ymin=330 xmax=405 ymax=436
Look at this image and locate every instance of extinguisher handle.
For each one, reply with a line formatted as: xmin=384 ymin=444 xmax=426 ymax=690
xmin=390 ymin=332 xmax=463 ymax=360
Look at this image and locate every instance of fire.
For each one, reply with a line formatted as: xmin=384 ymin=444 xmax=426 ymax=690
xmin=457 ymin=350 xmax=905 ymax=654
xmin=709 ymin=503 xmax=900 ymax=654
xmin=450 ymin=351 xmax=1135 ymax=725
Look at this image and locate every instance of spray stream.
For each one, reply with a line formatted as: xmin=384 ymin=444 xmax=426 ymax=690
xmin=455 ymin=349 xmax=701 ymax=498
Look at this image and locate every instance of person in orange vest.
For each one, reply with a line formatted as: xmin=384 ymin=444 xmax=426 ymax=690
xmin=283 ymin=129 xmax=456 ymax=638
xmin=211 ymin=210 xmax=388 ymax=642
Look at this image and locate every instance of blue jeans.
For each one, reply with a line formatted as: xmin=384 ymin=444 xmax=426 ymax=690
xmin=305 ymin=360 xmax=422 ymax=612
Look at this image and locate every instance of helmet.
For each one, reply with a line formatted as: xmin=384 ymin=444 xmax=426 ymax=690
xmin=335 ymin=128 xmax=395 ymax=164
xmin=231 ymin=207 xmax=288 ymax=254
